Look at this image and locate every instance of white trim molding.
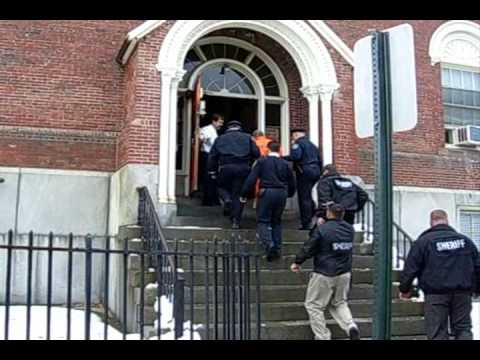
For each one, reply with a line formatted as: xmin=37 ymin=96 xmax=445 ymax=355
xmin=429 ymin=20 xmax=480 ymax=69
xmin=307 ymin=20 xmax=355 ymax=66
xmin=158 ymin=20 xmax=339 ymax=89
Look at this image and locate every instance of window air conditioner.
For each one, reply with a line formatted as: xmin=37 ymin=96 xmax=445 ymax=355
xmin=453 ymin=126 xmax=480 ymax=146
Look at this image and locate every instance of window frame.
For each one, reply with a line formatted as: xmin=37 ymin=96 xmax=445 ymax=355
xmin=441 ymin=63 xmax=480 ymax=150
xmin=457 ymin=206 xmax=480 ymax=250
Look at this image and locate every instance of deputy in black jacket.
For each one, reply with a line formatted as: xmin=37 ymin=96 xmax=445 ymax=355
xmin=208 ymin=120 xmax=260 ymax=229
xmin=399 ymin=209 xmax=480 ymax=340
xmin=315 ymin=165 xmax=368 ymax=225
xmin=291 ymin=203 xmax=360 ymax=340
xmin=283 ymin=129 xmax=322 ymax=230
xmin=240 ymin=141 xmax=296 ymax=261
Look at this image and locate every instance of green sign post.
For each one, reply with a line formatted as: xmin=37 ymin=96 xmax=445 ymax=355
xmin=371 ymin=30 xmax=393 ymax=340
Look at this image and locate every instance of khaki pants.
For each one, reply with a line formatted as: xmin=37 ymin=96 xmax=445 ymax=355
xmin=305 ymin=272 xmax=356 ymax=340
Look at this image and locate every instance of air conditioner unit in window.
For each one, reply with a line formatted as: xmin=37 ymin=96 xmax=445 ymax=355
xmin=453 ymin=126 xmax=480 ymax=146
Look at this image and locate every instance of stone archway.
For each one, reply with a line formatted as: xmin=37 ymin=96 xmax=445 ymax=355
xmin=155 ymin=20 xmax=339 ymax=218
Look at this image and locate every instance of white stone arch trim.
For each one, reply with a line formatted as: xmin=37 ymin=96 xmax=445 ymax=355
xmin=192 ymin=36 xmax=289 ymax=99
xmin=429 ymin=20 xmax=480 ymax=68
xmin=158 ymin=20 xmax=339 ymax=89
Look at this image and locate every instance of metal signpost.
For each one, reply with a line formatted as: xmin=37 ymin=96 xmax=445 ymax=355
xmin=354 ymin=24 xmax=417 ymax=340
xmin=371 ymin=30 xmax=393 ymax=340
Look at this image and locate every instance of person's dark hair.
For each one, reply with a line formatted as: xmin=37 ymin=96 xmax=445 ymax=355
xmin=327 ymin=203 xmax=345 ymax=220
xmin=321 ymin=164 xmax=338 ymax=176
xmin=290 ymin=128 xmax=306 ymax=134
xmin=267 ymin=141 xmax=281 ymax=153
xmin=211 ymin=113 xmax=224 ymax=122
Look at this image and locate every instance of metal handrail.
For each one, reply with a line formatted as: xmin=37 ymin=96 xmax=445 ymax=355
xmin=137 ymin=187 xmax=176 ymax=269
xmin=356 ymin=198 xmax=415 ymax=269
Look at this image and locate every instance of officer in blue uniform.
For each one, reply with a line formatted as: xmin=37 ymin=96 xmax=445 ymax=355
xmin=208 ymin=120 xmax=260 ymax=229
xmin=240 ymin=141 xmax=296 ymax=261
xmin=283 ymin=129 xmax=322 ymax=230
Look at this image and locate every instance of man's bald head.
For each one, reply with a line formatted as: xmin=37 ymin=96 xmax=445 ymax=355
xmin=430 ymin=209 xmax=449 ymax=227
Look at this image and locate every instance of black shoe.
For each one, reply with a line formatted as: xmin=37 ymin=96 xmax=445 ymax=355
xmin=265 ymin=251 xmax=275 ymax=262
xmin=223 ymin=201 xmax=232 ymax=217
xmin=349 ymin=326 xmax=360 ymax=340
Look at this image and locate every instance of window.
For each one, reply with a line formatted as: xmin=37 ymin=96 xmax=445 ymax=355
xmin=459 ymin=210 xmax=480 ymax=250
xmin=442 ymin=67 xmax=480 ymax=127
xmin=200 ymin=63 xmax=255 ymax=96
xmin=180 ymin=42 xmax=282 ymax=99
xmin=429 ymin=21 xmax=480 ymax=147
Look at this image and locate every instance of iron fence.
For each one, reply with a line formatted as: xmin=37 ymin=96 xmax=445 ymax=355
xmin=0 ymin=230 xmax=262 ymax=340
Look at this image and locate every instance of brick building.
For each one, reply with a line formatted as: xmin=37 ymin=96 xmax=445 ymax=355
xmin=0 ymin=20 xmax=479 ymax=242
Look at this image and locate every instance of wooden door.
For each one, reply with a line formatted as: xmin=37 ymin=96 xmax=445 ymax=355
xmin=189 ymin=77 xmax=202 ymax=194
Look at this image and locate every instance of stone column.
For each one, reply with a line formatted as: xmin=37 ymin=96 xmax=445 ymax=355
xmin=166 ymin=70 xmax=186 ymax=202
xmin=157 ymin=68 xmax=175 ymax=204
xmin=319 ymin=85 xmax=336 ymax=166
xmin=301 ymin=86 xmax=321 ymax=147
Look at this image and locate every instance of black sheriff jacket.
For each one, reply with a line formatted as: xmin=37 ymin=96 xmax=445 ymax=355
xmin=399 ymin=224 xmax=480 ymax=295
xmin=316 ymin=173 xmax=368 ymax=219
xmin=294 ymin=219 xmax=354 ymax=276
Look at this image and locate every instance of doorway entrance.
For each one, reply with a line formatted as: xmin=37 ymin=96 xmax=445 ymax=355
xmin=202 ymin=95 xmax=258 ymax=134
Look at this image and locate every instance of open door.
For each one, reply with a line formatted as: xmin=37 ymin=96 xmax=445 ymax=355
xmin=189 ymin=77 xmax=202 ymax=194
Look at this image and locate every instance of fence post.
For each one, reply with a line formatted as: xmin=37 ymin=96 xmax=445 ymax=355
xmin=85 ymin=234 xmax=93 ymax=340
xmin=174 ymin=273 xmax=185 ymax=339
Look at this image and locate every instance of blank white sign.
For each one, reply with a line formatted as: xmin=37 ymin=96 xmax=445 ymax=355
xmin=354 ymin=24 xmax=418 ymax=138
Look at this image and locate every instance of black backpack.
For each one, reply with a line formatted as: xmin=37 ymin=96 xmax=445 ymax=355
xmin=330 ymin=177 xmax=359 ymax=211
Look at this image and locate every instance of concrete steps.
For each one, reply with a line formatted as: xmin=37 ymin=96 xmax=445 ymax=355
xmin=182 ymin=300 xmax=424 ymax=323
xmin=130 ymin=198 xmax=425 ymax=340
xmin=163 ymin=228 xmax=365 ymax=244
xmin=180 ymin=268 xmax=400 ymax=286
xmin=165 ymin=240 xmax=372 ymax=257
xmin=176 ymin=284 xmax=402 ymax=304
xmin=195 ymin=316 xmax=425 ymax=340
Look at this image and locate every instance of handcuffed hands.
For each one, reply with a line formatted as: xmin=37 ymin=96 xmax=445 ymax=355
xmin=399 ymin=291 xmax=412 ymax=301
xmin=239 ymin=197 xmax=247 ymax=204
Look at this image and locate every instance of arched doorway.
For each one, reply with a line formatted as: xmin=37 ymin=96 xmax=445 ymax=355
xmin=175 ymin=38 xmax=290 ymax=196
xmin=156 ymin=20 xmax=339 ymax=216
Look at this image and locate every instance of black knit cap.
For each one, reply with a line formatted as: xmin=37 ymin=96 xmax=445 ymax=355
xmin=227 ymin=120 xmax=242 ymax=128
xmin=290 ymin=128 xmax=306 ymax=134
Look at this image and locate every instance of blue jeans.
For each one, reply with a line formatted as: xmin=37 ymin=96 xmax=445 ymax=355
xmin=256 ymin=188 xmax=288 ymax=252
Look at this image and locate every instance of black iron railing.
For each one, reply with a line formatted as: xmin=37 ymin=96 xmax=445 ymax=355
xmin=355 ymin=198 xmax=415 ymax=269
xmin=136 ymin=187 xmax=185 ymax=338
xmin=0 ymin=230 xmax=262 ymax=340
xmin=136 ymin=187 xmax=262 ymax=339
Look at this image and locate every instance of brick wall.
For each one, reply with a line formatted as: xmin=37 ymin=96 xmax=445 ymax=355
xmin=1 ymin=20 xmax=479 ymax=190
xmin=324 ymin=20 xmax=480 ymax=190
xmin=0 ymin=20 xmax=142 ymax=171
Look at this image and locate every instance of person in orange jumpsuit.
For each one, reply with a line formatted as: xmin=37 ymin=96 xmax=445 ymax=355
xmin=252 ymin=130 xmax=281 ymax=207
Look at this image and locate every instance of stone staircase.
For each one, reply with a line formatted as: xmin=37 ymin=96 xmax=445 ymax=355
xmin=150 ymin=198 xmax=426 ymax=340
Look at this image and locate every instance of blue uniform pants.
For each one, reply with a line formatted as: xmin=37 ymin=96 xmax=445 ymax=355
xmin=256 ymin=188 xmax=288 ymax=252
xmin=217 ymin=163 xmax=250 ymax=223
xmin=296 ymin=165 xmax=321 ymax=228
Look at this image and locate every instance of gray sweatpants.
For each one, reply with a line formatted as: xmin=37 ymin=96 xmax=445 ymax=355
xmin=304 ymin=272 xmax=357 ymax=340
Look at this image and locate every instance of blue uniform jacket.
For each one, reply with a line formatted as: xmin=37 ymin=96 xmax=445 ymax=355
xmin=240 ymin=156 xmax=296 ymax=198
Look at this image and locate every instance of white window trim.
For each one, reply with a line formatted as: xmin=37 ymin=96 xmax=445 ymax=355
xmin=440 ymin=54 xmax=480 ymax=150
